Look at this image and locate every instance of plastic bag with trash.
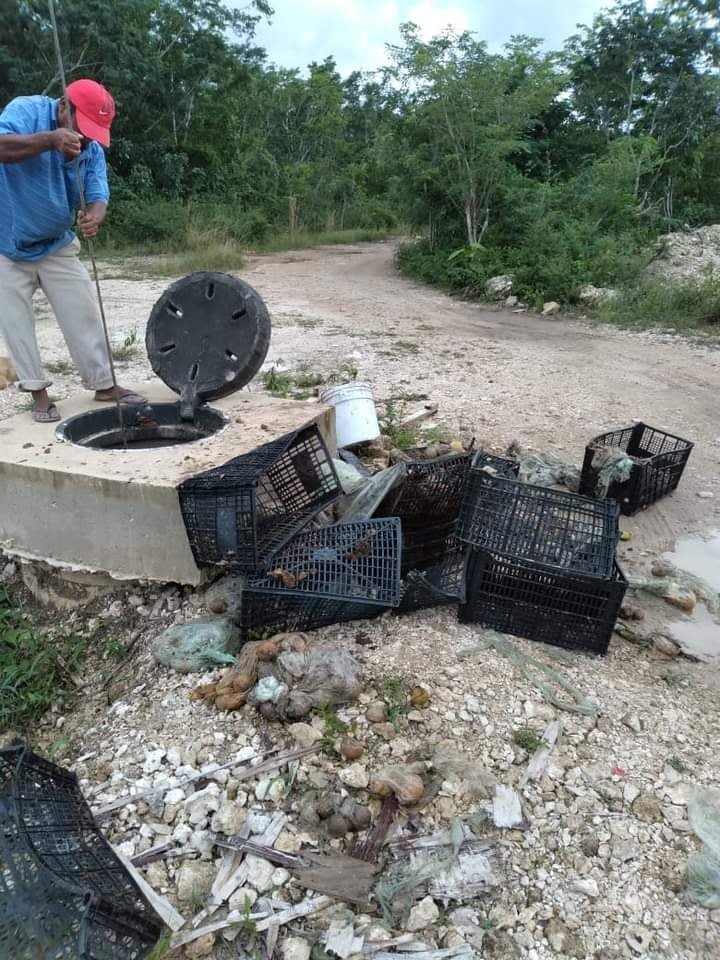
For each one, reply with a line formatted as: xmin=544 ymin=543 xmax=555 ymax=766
xmin=687 ymin=788 xmax=720 ymax=908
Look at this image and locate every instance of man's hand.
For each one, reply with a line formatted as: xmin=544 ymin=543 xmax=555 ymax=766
xmin=77 ymin=209 xmax=101 ymax=239
xmin=50 ymin=127 xmax=82 ymax=160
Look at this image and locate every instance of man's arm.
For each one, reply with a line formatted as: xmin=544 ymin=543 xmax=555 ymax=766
xmin=0 ymin=128 xmax=82 ymax=163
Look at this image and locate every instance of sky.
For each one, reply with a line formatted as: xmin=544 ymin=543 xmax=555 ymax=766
xmin=246 ymin=0 xmax=655 ymax=75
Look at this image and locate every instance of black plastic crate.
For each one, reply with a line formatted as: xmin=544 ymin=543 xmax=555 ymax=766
xmin=579 ymin=422 xmax=694 ymax=516
xmin=459 ymin=551 xmax=627 ymax=655
xmin=401 ymin=520 xmax=458 ymax=575
xmin=240 ymin=591 xmax=384 ymax=640
xmin=245 ymin=518 xmax=402 ymax=605
xmin=180 ymin=423 xmax=341 ymax=572
xmin=457 ymin=471 xmax=619 ymax=578
xmin=398 ymin=540 xmax=469 ymax=614
xmin=0 ymin=747 xmax=162 ymax=960
xmin=376 ymin=454 xmax=471 ymax=526
xmin=472 ymin=452 xmax=520 ymax=478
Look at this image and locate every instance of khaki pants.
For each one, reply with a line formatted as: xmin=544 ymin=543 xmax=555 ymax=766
xmin=0 ymin=238 xmax=112 ymax=392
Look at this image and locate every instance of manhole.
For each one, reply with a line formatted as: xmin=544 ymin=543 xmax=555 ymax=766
xmin=56 ymin=402 xmax=226 ymax=450
xmin=54 ymin=270 xmax=271 ymax=451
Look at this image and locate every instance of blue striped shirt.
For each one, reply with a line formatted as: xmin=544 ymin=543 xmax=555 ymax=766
xmin=0 ymin=95 xmax=109 ymax=261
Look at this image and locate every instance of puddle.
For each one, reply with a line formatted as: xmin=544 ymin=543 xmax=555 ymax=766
xmin=669 ymin=605 xmax=720 ymax=663
xmin=662 ymin=530 xmax=720 ymax=592
xmin=662 ymin=531 xmax=720 ymax=661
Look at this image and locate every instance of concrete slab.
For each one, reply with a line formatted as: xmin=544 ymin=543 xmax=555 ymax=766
xmin=0 ymin=382 xmax=336 ymax=584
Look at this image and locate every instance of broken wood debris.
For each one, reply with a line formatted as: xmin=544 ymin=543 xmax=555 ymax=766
xmin=351 ymin=794 xmax=399 ymax=862
xmin=92 ymin=745 xmax=318 ymax=817
xmin=520 ymin=718 xmax=561 ymax=786
xmin=192 ymin=813 xmax=285 ymax=928
xmin=381 ymin=826 xmax=502 ymax=912
xmin=115 ymin=849 xmax=186 ymax=932
xmin=399 ymin=403 xmax=439 ymax=427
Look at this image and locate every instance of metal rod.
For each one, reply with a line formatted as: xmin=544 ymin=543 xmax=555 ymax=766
xmin=47 ymin=0 xmax=126 ymax=443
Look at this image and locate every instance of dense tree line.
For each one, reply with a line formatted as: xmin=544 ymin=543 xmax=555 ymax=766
xmin=1 ymin=0 xmax=719 ymax=302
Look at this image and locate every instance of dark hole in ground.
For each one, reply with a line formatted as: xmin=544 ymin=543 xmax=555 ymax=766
xmin=55 ymin=402 xmax=226 ymax=451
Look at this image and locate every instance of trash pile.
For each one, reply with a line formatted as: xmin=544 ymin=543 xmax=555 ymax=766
xmin=165 ymin=395 xmax=696 ymax=662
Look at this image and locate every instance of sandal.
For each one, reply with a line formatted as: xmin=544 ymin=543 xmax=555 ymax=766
xmin=32 ymin=403 xmax=61 ymax=423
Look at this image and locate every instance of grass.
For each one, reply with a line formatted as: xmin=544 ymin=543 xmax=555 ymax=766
xmin=595 ymin=273 xmax=720 ymax=334
xmin=659 ymin=668 xmax=688 ymax=687
xmin=262 ymin=368 xmax=324 ymax=400
xmin=382 ymin=675 xmax=410 ymax=727
xmin=146 ymin=934 xmax=172 ymax=960
xmin=262 ymin=361 xmax=360 ymax=400
xmin=111 ymin=326 xmax=140 ymax=362
xmin=315 ymin=703 xmax=351 ymax=752
xmin=513 ymin=726 xmax=546 ymax=753
xmin=667 ymin=755 xmax=690 ymax=774
xmin=45 ymin=359 xmax=73 ymax=376
xmin=0 ymin=586 xmax=88 ymax=734
xmin=380 ymin=400 xmax=419 ymax=450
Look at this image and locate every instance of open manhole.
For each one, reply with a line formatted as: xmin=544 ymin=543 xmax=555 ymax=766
xmin=54 ymin=270 xmax=271 ymax=451
xmin=56 ymin=402 xmax=226 ymax=450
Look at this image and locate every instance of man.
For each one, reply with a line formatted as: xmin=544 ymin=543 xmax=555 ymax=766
xmin=0 ymin=78 xmax=144 ymax=421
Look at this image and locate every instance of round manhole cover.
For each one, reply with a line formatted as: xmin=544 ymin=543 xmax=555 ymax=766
xmin=146 ymin=271 xmax=271 ymax=401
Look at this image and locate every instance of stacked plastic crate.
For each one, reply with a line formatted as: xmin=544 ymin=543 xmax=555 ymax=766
xmin=456 ymin=465 xmax=627 ymax=655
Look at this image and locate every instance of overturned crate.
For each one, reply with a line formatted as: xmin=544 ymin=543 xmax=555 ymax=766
xmin=180 ymin=424 xmax=341 ymax=573
xmin=457 ymin=470 xmax=624 ymax=655
xmin=240 ymin=518 xmax=402 ymax=638
xmin=0 ymin=747 xmax=162 ymax=960
xmin=579 ymin=422 xmax=693 ymax=515
xmin=472 ymin=451 xmax=520 ymax=479
xmin=376 ymin=453 xmax=472 ymax=526
xmin=397 ymin=536 xmax=469 ymax=614
xmin=372 ymin=453 xmax=472 ymax=576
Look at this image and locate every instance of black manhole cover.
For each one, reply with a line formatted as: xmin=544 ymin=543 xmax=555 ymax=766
xmin=146 ymin=271 xmax=271 ymax=401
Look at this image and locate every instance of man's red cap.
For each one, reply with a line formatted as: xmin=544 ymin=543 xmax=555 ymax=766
xmin=66 ymin=79 xmax=115 ymax=148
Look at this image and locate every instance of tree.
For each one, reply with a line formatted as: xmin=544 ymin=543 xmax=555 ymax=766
xmin=387 ymin=25 xmax=561 ymax=245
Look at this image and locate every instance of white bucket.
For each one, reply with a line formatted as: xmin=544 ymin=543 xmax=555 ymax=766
xmin=320 ymin=381 xmax=380 ymax=449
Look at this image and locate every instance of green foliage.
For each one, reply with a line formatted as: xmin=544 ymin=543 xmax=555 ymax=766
xmin=382 ymin=674 xmax=410 ymax=726
xmin=513 ymin=726 xmax=546 ymax=753
xmin=380 ymin=400 xmax=422 ymax=451
xmin=667 ymin=755 xmax=690 ymax=774
xmin=111 ymin=327 xmax=139 ymax=361
xmin=595 ymin=273 xmax=720 ymax=331
xmin=0 ymin=587 xmax=87 ymax=734
xmin=262 ymin=368 xmax=326 ymax=399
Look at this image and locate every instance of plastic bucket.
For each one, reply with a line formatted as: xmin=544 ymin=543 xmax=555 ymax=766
xmin=320 ymin=381 xmax=380 ymax=449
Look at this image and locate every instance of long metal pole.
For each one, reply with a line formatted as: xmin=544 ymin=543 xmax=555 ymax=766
xmin=47 ymin=0 xmax=126 ymax=441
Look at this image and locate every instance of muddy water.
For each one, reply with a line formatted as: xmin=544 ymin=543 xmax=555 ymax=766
xmin=663 ymin=530 xmax=720 ymax=592
xmin=663 ymin=531 xmax=720 ymax=661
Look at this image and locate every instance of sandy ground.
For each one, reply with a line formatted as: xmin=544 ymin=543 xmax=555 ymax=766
xmin=2 ymin=241 xmax=720 ymax=959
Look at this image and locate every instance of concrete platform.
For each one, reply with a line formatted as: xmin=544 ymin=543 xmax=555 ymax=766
xmin=0 ymin=383 xmax=336 ymax=584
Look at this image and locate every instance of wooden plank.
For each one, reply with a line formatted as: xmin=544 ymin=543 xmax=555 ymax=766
xmin=115 ymin=849 xmax=186 ymax=932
